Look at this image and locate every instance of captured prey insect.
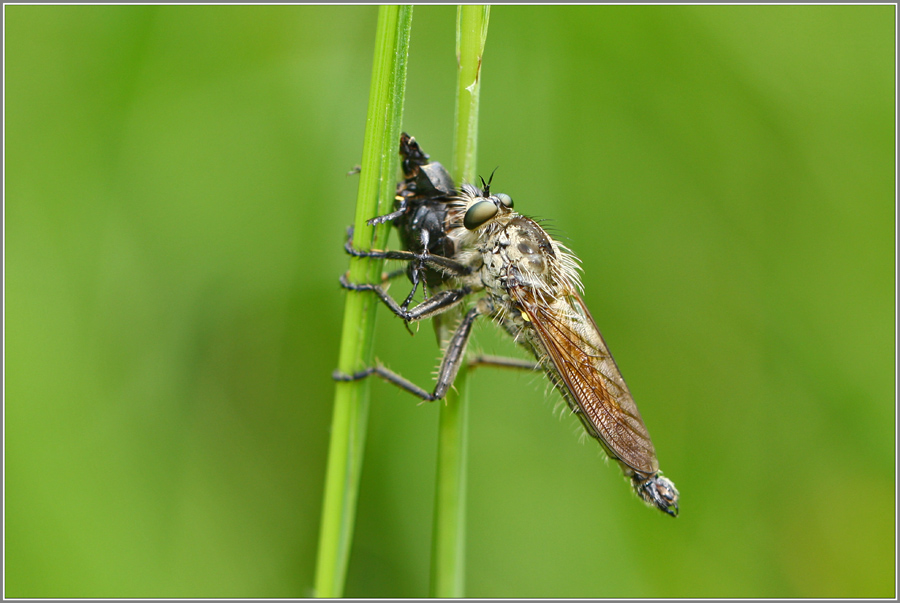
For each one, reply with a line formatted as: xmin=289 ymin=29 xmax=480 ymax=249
xmin=366 ymin=132 xmax=460 ymax=308
xmin=337 ymin=135 xmax=679 ymax=517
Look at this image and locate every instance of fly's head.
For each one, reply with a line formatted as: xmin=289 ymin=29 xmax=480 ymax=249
xmin=455 ymin=183 xmax=515 ymax=234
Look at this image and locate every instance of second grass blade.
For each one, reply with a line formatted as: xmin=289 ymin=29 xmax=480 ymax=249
xmin=430 ymin=5 xmax=491 ymax=599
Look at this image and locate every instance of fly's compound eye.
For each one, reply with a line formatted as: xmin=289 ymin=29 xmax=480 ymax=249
xmin=464 ymin=199 xmax=499 ymax=230
xmin=495 ymin=193 xmax=513 ymax=208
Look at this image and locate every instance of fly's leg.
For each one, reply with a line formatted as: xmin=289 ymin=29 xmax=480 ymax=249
xmin=468 ymin=355 xmax=542 ymax=372
xmin=333 ymin=306 xmax=483 ymax=402
xmin=342 ymin=226 xmax=471 ymax=277
xmin=343 ymin=223 xmax=426 ymax=317
xmin=351 ymin=267 xmax=408 ymax=288
xmin=381 ymin=267 xmax=409 ymax=283
xmin=340 ymin=273 xmax=471 ymax=323
xmin=333 ymin=365 xmax=436 ymax=401
xmin=341 ymin=225 xmax=473 ymax=325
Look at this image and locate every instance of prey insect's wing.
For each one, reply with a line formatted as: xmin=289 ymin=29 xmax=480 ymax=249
xmin=511 ymin=285 xmax=659 ymax=476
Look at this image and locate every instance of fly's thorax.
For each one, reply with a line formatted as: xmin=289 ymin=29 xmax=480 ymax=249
xmin=477 ymin=215 xmax=572 ymax=307
xmin=501 ymin=216 xmax=557 ymax=285
xmin=454 ymin=186 xmax=541 ymax=272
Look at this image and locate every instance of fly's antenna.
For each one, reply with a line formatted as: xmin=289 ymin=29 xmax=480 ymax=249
xmin=479 ymin=167 xmax=500 ymax=196
xmin=478 ymin=175 xmax=489 ymax=196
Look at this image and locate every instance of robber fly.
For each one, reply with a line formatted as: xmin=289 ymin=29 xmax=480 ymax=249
xmin=337 ymin=136 xmax=679 ymax=516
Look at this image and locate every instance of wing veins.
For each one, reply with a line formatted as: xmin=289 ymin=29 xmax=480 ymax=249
xmin=514 ymin=288 xmax=658 ymax=474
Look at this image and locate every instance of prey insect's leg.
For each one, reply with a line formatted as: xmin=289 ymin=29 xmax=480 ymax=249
xmin=334 ymin=306 xmax=483 ymax=402
xmin=399 ymin=245 xmax=426 ymax=310
xmin=366 ymin=201 xmax=408 ymax=226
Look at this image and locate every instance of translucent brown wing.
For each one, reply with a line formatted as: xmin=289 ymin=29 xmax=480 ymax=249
xmin=511 ymin=285 xmax=659 ymax=476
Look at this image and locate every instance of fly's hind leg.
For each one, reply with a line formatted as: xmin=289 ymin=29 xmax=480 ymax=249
xmin=333 ymin=306 xmax=483 ymax=402
xmin=468 ymin=355 xmax=542 ymax=372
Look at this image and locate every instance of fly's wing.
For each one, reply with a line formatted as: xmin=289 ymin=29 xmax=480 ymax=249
xmin=511 ymin=285 xmax=659 ymax=476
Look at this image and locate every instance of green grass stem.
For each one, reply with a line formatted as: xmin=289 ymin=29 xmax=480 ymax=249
xmin=314 ymin=6 xmax=413 ymax=598
xmin=429 ymin=5 xmax=491 ymax=599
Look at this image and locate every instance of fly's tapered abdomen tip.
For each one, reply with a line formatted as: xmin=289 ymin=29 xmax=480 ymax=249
xmin=634 ymin=474 xmax=680 ymax=517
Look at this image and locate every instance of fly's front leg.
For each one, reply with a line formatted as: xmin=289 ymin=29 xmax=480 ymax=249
xmin=342 ymin=226 xmax=471 ymax=277
xmin=341 ymin=225 xmax=473 ymax=323
xmin=342 ymin=225 xmax=417 ymax=262
xmin=334 ymin=305 xmax=483 ymax=402
xmin=340 ymin=273 xmax=471 ymax=323
xmin=381 ymin=267 xmax=409 ymax=283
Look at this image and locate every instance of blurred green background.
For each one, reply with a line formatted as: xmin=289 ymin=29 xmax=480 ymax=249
xmin=5 ymin=5 xmax=895 ymax=598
